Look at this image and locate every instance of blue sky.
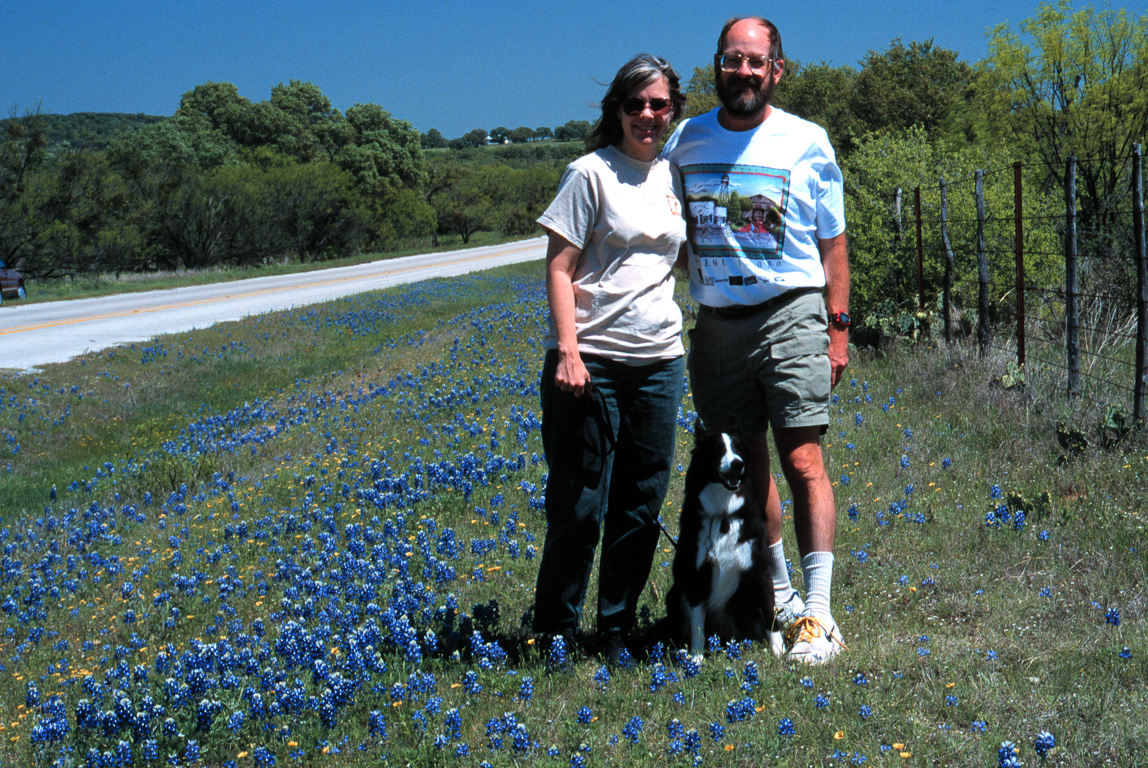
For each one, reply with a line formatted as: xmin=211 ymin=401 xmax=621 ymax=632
xmin=6 ymin=1 xmax=1146 ymax=139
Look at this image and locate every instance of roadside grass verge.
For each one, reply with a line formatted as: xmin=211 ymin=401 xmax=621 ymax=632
xmin=0 ymin=263 xmax=1143 ymax=767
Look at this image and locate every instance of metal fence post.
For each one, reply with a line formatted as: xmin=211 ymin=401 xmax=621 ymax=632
xmin=1014 ymin=162 xmax=1026 ymax=369
xmin=940 ymin=177 xmax=954 ymax=344
xmin=1065 ymin=157 xmax=1080 ymax=397
xmin=914 ymin=187 xmax=925 ymax=310
xmin=976 ymin=170 xmax=989 ymax=354
xmin=1133 ymin=144 xmax=1147 ymax=426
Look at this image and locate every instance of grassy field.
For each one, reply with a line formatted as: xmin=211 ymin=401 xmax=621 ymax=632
xmin=0 ymin=262 xmax=1144 ymax=767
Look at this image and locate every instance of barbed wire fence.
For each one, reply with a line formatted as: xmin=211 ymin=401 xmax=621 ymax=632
xmin=904 ymin=144 xmax=1147 ymax=429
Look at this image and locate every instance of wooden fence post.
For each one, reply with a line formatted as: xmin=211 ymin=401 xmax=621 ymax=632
xmin=1133 ymin=144 xmax=1146 ymax=426
xmin=940 ymin=177 xmax=954 ymax=344
xmin=976 ymin=170 xmax=989 ymax=354
xmin=914 ymin=187 xmax=925 ymax=310
xmin=1065 ymin=157 xmax=1080 ymax=398
xmin=1014 ymin=162 xmax=1026 ymax=369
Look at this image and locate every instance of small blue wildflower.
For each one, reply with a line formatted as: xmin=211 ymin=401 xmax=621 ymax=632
xmin=970 ymin=720 xmax=987 ymax=732
xmin=778 ymin=717 xmax=796 ymax=736
xmin=1106 ymin=608 xmax=1121 ymax=626
xmin=859 ymin=705 xmax=872 ymax=719
xmin=1034 ymin=730 xmax=1055 ymax=757
xmin=998 ymin=740 xmax=1020 ymax=768
xmin=1119 ymin=647 xmax=1132 ymax=659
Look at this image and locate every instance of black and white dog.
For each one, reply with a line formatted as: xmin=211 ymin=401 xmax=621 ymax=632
xmin=665 ymin=426 xmax=774 ymax=656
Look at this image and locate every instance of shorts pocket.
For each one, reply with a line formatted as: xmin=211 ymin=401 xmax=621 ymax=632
xmin=769 ymin=332 xmax=829 ymax=359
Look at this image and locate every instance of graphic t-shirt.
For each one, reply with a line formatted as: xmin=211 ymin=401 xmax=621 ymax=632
xmin=661 ymin=107 xmax=846 ymax=307
xmin=537 ymin=145 xmax=686 ymax=362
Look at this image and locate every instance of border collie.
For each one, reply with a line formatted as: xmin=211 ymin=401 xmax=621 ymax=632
xmin=665 ymin=427 xmax=774 ymax=655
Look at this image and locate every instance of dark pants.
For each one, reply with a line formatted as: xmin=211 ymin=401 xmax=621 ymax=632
xmin=533 ymin=350 xmax=684 ymax=638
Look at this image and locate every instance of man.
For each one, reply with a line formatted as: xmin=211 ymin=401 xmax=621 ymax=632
xmin=662 ymin=16 xmax=850 ymax=664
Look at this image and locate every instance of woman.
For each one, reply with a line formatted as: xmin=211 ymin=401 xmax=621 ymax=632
xmin=533 ymin=54 xmax=687 ymax=664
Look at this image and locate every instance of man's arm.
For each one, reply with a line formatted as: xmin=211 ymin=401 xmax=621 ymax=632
xmin=819 ymin=232 xmax=849 ymax=388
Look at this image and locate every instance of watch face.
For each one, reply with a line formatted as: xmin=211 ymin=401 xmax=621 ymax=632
xmin=833 ymin=312 xmax=850 ymax=327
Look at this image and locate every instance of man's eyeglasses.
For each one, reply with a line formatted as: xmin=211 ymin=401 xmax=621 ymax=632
xmin=621 ymin=97 xmax=673 ymax=116
xmin=715 ymin=53 xmax=775 ymax=74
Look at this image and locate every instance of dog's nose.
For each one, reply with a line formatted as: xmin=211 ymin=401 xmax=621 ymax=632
xmin=729 ymin=457 xmax=744 ymax=477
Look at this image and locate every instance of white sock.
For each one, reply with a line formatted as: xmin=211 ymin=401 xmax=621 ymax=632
xmin=801 ymin=551 xmax=835 ymax=623
xmin=767 ymin=540 xmax=798 ymax=604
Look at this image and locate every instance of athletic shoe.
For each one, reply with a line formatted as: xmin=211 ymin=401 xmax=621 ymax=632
xmin=769 ymin=591 xmax=807 ymax=657
xmin=784 ymin=616 xmax=847 ymax=665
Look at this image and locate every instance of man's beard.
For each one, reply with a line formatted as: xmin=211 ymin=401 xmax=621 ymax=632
xmin=717 ymin=73 xmax=774 ymax=119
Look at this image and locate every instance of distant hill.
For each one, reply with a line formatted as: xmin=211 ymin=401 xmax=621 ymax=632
xmin=0 ymin=112 xmax=166 ymax=151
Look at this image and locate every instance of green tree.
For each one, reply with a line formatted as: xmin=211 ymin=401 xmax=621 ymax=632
xmin=450 ymin=128 xmax=488 ymax=149
xmin=336 ymin=103 xmax=425 ymax=199
xmin=683 ymin=65 xmax=720 ymax=119
xmin=421 ymin=128 xmax=449 ymax=149
xmin=553 ymin=120 xmax=592 ymax=142
xmin=981 ymin=0 xmax=1148 ymax=231
xmin=175 ymin=81 xmax=252 ymax=138
xmin=433 ymin=167 xmax=492 ymax=243
xmin=850 ymin=39 xmax=975 ymax=144
xmin=774 ymin=60 xmax=863 ymax=154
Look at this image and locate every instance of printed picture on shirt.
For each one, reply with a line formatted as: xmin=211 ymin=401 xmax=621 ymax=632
xmin=678 ymin=163 xmax=790 ymax=260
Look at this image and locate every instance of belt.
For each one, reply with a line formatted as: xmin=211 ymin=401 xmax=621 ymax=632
xmin=700 ymin=287 xmax=821 ymax=320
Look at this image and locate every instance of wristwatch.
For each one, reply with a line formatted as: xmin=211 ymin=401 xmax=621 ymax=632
xmin=829 ymin=311 xmax=851 ymax=329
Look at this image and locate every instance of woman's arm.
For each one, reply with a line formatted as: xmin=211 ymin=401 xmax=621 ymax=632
xmin=545 ymin=229 xmax=592 ymax=397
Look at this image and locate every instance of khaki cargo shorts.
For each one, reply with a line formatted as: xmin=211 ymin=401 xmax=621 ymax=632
xmin=687 ymin=288 xmax=830 ymax=435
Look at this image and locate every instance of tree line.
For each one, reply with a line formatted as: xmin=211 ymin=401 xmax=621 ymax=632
xmin=2 ymin=0 xmax=1145 ymax=331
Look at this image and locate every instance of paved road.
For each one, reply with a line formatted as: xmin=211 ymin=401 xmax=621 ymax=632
xmin=0 ymin=237 xmax=546 ymax=373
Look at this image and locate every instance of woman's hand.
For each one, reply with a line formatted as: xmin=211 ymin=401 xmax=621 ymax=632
xmin=554 ymin=346 xmax=592 ymax=397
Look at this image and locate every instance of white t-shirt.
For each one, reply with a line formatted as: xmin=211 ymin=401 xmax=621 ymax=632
xmin=661 ymin=107 xmax=846 ymax=308
xmin=537 ymin=145 xmax=687 ymax=362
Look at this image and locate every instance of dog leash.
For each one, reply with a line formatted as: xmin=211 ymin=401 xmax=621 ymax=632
xmin=657 ymin=519 xmax=677 ymax=549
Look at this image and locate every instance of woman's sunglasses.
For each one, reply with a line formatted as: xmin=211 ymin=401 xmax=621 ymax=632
xmin=621 ymin=97 xmax=673 ymax=116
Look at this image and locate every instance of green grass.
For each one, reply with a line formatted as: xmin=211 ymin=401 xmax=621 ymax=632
xmin=0 ymin=263 xmax=1143 ymax=767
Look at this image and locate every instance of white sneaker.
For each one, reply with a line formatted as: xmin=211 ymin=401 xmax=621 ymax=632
xmin=784 ymin=616 xmax=846 ymax=665
xmin=769 ymin=592 xmax=806 ymax=657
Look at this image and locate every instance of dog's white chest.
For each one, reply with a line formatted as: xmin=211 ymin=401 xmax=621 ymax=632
xmin=695 ymin=484 xmax=754 ymax=606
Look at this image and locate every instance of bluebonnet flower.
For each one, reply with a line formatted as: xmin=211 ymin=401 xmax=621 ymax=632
xmin=708 ymin=721 xmax=725 ymax=741
xmin=859 ymin=705 xmax=872 ymax=719
xmin=1039 ymin=529 xmax=1049 ymax=541
xmin=1106 ymin=608 xmax=1121 ymax=626
xmin=942 ymin=458 xmax=952 ymax=469
xmin=900 ymin=455 xmax=910 ymax=468
xmin=986 ymin=650 xmax=998 ymax=661
xmin=945 ymin=695 xmax=958 ymax=706
xmin=1119 ymin=647 xmax=1132 ymax=659
xmin=1034 ymin=730 xmax=1055 ymax=757
xmin=593 ymin=665 xmax=611 ymax=687
xmin=726 ymin=697 xmax=756 ymax=723
xmin=814 ymin=693 xmax=830 ymax=709
xmin=518 ymin=677 xmax=534 ymax=701
xmin=576 ymin=707 xmax=594 ymax=724
xmin=970 ymin=720 xmax=987 ymax=732
xmin=778 ymin=717 xmax=796 ymax=736
xmin=998 ymin=741 xmax=1020 ymax=767
xmin=622 ymin=716 xmax=644 ymax=744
